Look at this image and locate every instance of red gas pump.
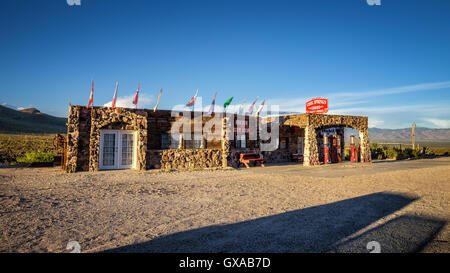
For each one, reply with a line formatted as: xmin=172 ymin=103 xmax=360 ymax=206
xmin=323 ymin=134 xmax=329 ymax=164
xmin=350 ymin=135 xmax=356 ymax=162
xmin=336 ymin=135 xmax=342 ymax=163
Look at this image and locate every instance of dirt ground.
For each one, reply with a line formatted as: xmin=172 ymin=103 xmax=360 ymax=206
xmin=0 ymin=157 xmax=449 ymax=253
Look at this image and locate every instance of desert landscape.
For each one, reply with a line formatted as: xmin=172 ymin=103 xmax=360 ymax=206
xmin=1 ymin=1 xmax=450 ymax=258
xmin=0 ymin=157 xmax=448 ymax=253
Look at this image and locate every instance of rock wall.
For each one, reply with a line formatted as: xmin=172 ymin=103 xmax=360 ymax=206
xmin=160 ymin=149 xmax=222 ymax=170
xmin=65 ymin=106 xmax=369 ymax=172
xmin=66 ymin=106 xmax=81 ymax=173
xmin=88 ymin=107 xmax=148 ymax=171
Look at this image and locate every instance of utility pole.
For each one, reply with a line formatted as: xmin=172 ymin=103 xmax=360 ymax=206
xmin=412 ymin=123 xmax=415 ymax=150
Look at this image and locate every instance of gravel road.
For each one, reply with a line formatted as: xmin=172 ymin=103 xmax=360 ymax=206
xmin=0 ymin=158 xmax=449 ymax=253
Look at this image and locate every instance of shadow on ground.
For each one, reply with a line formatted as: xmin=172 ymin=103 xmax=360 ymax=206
xmin=104 ymin=192 xmax=445 ymax=253
xmin=331 ymin=215 xmax=446 ymax=253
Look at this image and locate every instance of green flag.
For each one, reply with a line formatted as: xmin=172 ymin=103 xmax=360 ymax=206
xmin=224 ymin=97 xmax=233 ymax=109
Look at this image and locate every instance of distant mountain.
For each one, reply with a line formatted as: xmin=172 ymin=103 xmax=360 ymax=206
xmin=0 ymin=105 xmax=66 ymax=134
xmin=0 ymin=102 xmax=18 ymax=110
xmin=369 ymin=127 xmax=450 ymax=142
xmin=19 ymin=107 xmax=41 ymax=114
xmin=344 ymin=127 xmax=450 ymax=144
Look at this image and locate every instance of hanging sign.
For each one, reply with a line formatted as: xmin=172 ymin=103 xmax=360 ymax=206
xmin=306 ymin=98 xmax=328 ymax=113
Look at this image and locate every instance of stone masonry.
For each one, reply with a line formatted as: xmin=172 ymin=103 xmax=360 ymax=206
xmin=284 ymin=113 xmax=371 ymax=166
xmin=65 ymin=106 xmax=370 ymax=172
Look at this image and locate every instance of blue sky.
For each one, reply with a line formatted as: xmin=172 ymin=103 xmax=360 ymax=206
xmin=0 ymin=0 xmax=449 ymax=128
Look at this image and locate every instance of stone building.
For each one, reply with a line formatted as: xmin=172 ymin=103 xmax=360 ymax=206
xmin=65 ymin=105 xmax=370 ymax=172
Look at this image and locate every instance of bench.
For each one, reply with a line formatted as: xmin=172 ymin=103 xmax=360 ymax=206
xmin=291 ymin=153 xmax=303 ymax=163
xmin=239 ymin=153 xmax=265 ymax=168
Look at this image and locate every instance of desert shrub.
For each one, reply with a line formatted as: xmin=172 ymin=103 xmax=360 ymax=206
xmin=16 ymin=152 xmax=54 ymax=163
xmin=422 ymin=146 xmax=434 ymax=156
xmin=411 ymin=149 xmax=421 ymax=158
xmin=384 ymin=147 xmax=398 ymax=159
xmin=0 ymin=134 xmax=58 ymax=164
xmin=370 ymin=143 xmax=386 ymax=159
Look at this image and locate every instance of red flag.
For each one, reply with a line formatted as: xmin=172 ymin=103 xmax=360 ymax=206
xmin=254 ymin=99 xmax=265 ymax=116
xmin=87 ymin=80 xmax=94 ymax=107
xmin=208 ymin=92 xmax=217 ymax=115
xmin=153 ymin=88 xmax=162 ymax=112
xmin=186 ymin=89 xmax=199 ymax=107
xmin=248 ymin=97 xmax=258 ymax=114
xmin=132 ymin=83 xmax=139 ymax=106
xmin=111 ymin=81 xmax=118 ymax=109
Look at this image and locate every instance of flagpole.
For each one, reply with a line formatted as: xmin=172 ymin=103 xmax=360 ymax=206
xmin=154 ymin=88 xmax=162 ymax=112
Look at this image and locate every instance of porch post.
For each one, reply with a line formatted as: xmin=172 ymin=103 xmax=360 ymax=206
xmin=221 ymin=117 xmax=230 ymax=168
xmin=359 ymin=128 xmax=371 ymax=163
xmin=303 ymin=126 xmax=320 ymax=166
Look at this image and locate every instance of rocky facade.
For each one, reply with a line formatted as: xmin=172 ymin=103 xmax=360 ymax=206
xmin=284 ymin=113 xmax=371 ymax=166
xmin=65 ymin=106 xmax=370 ymax=172
xmin=88 ymin=107 xmax=148 ymax=171
xmin=161 ymin=149 xmax=222 ymax=170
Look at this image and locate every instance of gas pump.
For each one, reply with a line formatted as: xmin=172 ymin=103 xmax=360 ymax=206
xmin=323 ymin=134 xmax=329 ymax=164
xmin=336 ymin=135 xmax=342 ymax=163
xmin=350 ymin=135 xmax=356 ymax=162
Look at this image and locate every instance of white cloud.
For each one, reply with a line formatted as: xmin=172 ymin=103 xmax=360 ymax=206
xmin=330 ymin=81 xmax=450 ymax=99
xmin=329 ymin=104 xmax=450 ymax=115
xmin=17 ymin=107 xmax=25 ymax=110
xmin=423 ymin=118 xmax=450 ymax=128
xmin=368 ymin=119 xmax=384 ymax=128
xmin=266 ymin=81 xmax=450 ymax=114
xmin=103 ymin=94 xmax=154 ymax=109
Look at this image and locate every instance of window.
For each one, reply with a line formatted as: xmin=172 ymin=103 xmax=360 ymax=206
xmin=184 ymin=138 xmax=193 ymax=149
xmin=161 ymin=133 xmax=170 ymax=149
xmin=184 ymin=133 xmax=203 ymax=149
xmin=194 ymin=138 xmax=202 ymax=149
xmin=280 ymin=137 xmax=288 ymax=149
xmin=236 ymin=134 xmax=246 ymax=149
xmin=171 ymin=134 xmax=181 ymax=149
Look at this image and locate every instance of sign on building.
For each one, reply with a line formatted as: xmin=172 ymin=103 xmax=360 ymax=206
xmin=306 ymin=98 xmax=328 ymax=114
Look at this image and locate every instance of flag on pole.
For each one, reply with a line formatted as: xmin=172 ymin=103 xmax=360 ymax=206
xmin=111 ymin=81 xmax=118 ymax=109
xmin=238 ymin=100 xmax=246 ymax=114
xmin=248 ymin=97 xmax=258 ymax=114
xmin=223 ymin=97 xmax=233 ymax=110
xmin=208 ymin=92 xmax=217 ymax=115
xmin=186 ymin=89 xmax=199 ymax=107
xmin=132 ymin=83 xmax=139 ymax=107
xmin=254 ymin=99 xmax=265 ymax=117
xmin=87 ymin=80 xmax=94 ymax=107
xmin=153 ymin=88 xmax=162 ymax=112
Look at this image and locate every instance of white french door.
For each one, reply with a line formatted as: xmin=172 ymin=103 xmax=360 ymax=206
xmin=99 ymin=130 xmax=137 ymax=170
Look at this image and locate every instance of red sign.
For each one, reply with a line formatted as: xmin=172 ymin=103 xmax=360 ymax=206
xmin=306 ymin=98 xmax=328 ymax=113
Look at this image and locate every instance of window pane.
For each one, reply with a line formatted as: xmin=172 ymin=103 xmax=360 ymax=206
xmin=161 ymin=133 xmax=170 ymax=149
xmin=102 ymin=133 xmax=115 ymax=166
xmin=171 ymin=134 xmax=180 ymax=149
xmin=121 ymin=133 xmax=133 ymax=166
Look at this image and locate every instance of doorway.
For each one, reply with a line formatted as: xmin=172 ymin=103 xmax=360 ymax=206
xmin=99 ymin=130 xmax=137 ymax=170
xmin=297 ymin=137 xmax=304 ymax=155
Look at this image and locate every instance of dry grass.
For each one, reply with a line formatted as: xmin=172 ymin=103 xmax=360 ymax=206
xmin=0 ymin=134 xmax=59 ymax=164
